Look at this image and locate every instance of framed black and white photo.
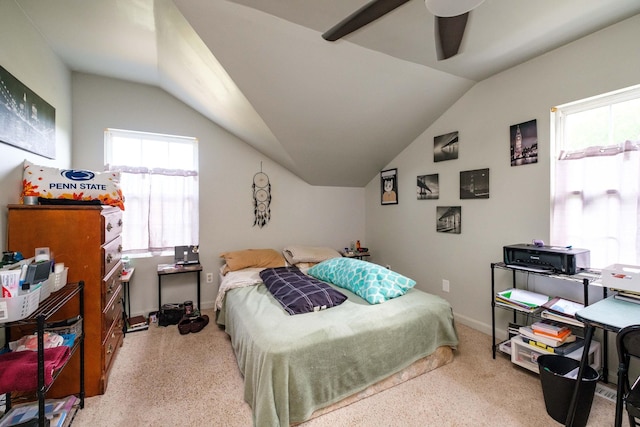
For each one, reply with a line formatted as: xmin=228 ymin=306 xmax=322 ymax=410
xmin=510 ymin=119 xmax=537 ymax=166
xmin=0 ymin=65 xmax=56 ymax=159
xmin=434 ymin=131 xmax=459 ymax=162
xmin=380 ymin=168 xmax=398 ymax=205
xmin=417 ymin=174 xmax=439 ymax=200
xmin=460 ymin=168 xmax=489 ymax=199
xmin=436 ymin=206 xmax=461 ymax=234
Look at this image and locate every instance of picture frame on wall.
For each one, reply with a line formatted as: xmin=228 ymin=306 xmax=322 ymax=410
xmin=436 ymin=206 xmax=461 ymax=234
xmin=381 ymin=168 xmax=398 ymax=205
xmin=460 ymin=168 xmax=489 ymax=199
xmin=417 ymin=174 xmax=439 ymax=200
xmin=510 ymin=119 xmax=538 ymax=166
xmin=0 ymin=65 xmax=56 ymax=159
xmin=434 ymin=131 xmax=459 ymax=162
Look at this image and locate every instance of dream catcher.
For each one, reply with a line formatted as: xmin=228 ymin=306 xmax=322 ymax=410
xmin=252 ymin=164 xmax=271 ymax=228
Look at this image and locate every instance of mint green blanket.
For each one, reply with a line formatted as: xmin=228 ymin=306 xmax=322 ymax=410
xmin=217 ymin=283 xmax=458 ymax=426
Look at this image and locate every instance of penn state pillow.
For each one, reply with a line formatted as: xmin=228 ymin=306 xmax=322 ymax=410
xmin=308 ymin=257 xmax=416 ymax=304
xmin=22 ymin=160 xmax=124 ymax=210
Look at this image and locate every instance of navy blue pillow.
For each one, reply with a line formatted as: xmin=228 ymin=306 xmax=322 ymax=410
xmin=259 ymin=266 xmax=347 ymax=315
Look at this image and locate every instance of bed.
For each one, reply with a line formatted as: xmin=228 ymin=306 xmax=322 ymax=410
xmin=216 ymin=247 xmax=459 ymax=426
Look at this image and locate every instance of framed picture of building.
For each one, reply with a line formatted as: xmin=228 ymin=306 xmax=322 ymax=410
xmin=510 ymin=119 xmax=537 ymax=166
xmin=0 ymin=65 xmax=56 ymax=159
xmin=460 ymin=168 xmax=489 ymax=199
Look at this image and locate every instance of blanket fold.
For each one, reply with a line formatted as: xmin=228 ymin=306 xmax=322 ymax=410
xmin=0 ymin=346 xmax=71 ymax=394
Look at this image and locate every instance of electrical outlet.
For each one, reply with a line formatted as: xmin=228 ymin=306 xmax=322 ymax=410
xmin=206 ymin=273 xmax=213 ymax=283
xmin=442 ymin=279 xmax=450 ymax=292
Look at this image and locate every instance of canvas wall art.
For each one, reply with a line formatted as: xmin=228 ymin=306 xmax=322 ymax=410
xmin=417 ymin=174 xmax=439 ymax=200
xmin=460 ymin=168 xmax=490 ymax=199
xmin=436 ymin=206 xmax=461 ymax=234
xmin=510 ymin=119 xmax=537 ymax=166
xmin=434 ymin=131 xmax=459 ymax=162
xmin=0 ymin=65 xmax=56 ymax=159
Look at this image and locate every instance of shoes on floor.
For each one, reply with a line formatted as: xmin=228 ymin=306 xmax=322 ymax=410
xmin=177 ymin=317 xmax=193 ymax=335
xmin=177 ymin=314 xmax=209 ymax=334
xmin=190 ymin=315 xmax=209 ymax=333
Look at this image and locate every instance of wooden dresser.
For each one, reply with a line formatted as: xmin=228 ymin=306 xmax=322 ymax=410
xmin=7 ymin=204 xmax=124 ymax=397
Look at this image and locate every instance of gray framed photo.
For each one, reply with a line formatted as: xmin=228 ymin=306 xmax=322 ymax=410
xmin=510 ymin=119 xmax=538 ymax=166
xmin=381 ymin=168 xmax=398 ymax=205
xmin=460 ymin=168 xmax=489 ymax=199
xmin=434 ymin=131 xmax=458 ymax=162
xmin=417 ymin=174 xmax=439 ymax=200
xmin=436 ymin=206 xmax=461 ymax=234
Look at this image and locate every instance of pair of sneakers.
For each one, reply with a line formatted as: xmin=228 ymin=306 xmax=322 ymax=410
xmin=178 ymin=314 xmax=209 ymax=335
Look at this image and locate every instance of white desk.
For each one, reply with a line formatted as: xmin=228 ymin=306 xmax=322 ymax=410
xmin=570 ymin=297 xmax=640 ymax=426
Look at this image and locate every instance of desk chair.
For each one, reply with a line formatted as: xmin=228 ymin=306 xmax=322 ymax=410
xmin=616 ymin=324 xmax=640 ymax=427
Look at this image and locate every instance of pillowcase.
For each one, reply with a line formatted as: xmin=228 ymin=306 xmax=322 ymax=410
xmin=282 ymin=245 xmax=342 ymax=265
xmin=308 ymin=257 xmax=416 ymax=304
xmin=219 ymin=248 xmax=286 ymax=275
xmin=259 ymin=266 xmax=347 ymax=315
xmin=22 ymin=160 xmax=125 ymax=210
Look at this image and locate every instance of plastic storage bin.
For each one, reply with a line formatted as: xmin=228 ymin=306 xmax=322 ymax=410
xmin=0 ymin=287 xmax=41 ymax=323
xmin=537 ymin=354 xmax=599 ymax=427
xmin=52 ymin=267 xmax=69 ymax=292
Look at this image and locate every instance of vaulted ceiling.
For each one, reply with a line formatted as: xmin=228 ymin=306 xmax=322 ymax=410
xmin=15 ymin=0 xmax=640 ymax=186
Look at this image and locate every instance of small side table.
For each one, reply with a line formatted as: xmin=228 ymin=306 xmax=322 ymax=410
xmin=157 ymin=263 xmax=202 ymax=312
xmin=341 ymin=251 xmax=371 ymax=261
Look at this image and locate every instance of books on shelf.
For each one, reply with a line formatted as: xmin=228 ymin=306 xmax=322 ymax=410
xmin=521 ymin=335 xmax=585 ymax=356
xmin=540 ymin=309 xmax=584 ymax=327
xmin=541 ymin=297 xmax=584 ymax=317
xmin=518 ymin=325 xmax=577 ymax=348
xmin=614 ymin=290 xmax=640 ymax=305
xmin=495 ymin=288 xmax=550 ymax=312
xmin=531 ymin=320 xmax=570 ymax=337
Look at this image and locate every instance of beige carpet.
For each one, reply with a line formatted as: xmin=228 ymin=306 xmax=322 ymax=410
xmin=72 ymin=310 xmax=625 ymax=426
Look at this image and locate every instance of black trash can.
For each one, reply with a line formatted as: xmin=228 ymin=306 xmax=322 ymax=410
xmin=537 ymin=354 xmax=599 ymax=427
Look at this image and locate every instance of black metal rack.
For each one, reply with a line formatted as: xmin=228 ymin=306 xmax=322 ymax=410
xmin=490 ymin=262 xmax=611 ymax=382
xmin=1 ymin=281 xmax=85 ymax=426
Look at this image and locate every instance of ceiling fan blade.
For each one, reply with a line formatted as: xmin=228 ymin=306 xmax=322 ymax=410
xmin=435 ymin=12 xmax=468 ymax=60
xmin=322 ymin=0 xmax=411 ymax=41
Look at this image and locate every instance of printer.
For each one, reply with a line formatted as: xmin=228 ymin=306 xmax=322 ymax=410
xmin=503 ymin=243 xmax=590 ymax=275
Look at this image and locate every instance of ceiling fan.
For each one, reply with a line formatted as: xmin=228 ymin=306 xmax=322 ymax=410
xmin=322 ymin=0 xmax=485 ymax=60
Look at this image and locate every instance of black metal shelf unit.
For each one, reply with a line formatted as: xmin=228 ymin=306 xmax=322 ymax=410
xmin=1 ymin=281 xmax=85 ymax=426
xmin=490 ymin=262 xmax=611 ymax=381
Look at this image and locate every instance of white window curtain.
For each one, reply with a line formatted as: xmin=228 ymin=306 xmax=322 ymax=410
xmin=551 ymin=141 xmax=640 ymax=268
xmin=105 ymin=129 xmax=199 ymax=255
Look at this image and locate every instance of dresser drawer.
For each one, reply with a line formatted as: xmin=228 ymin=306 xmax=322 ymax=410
xmin=102 ymin=235 xmax=122 ymax=277
xmin=103 ymin=285 xmax=123 ymax=342
xmin=102 ymin=262 xmax=123 ymax=310
xmin=103 ymin=210 xmax=123 ymax=244
xmin=102 ymin=318 xmax=123 ymax=389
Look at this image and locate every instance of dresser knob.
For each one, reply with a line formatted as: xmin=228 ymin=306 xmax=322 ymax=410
xmin=106 ymin=254 xmax=113 ymax=263
xmin=107 ymin=223 xmax=113 ymax=232
xmin=118 ymin=219 xmax=123 ymax=227
xmin=107 ymin=343 xmax=113 ymax=354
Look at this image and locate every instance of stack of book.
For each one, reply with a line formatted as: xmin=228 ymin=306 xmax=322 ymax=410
xmin=126 ymin=315 xmax=149 ymax=332
xmin=539 ymin=296 xmax=585 ymax=327
xmin=495 ymin=288 xmax=550 ymax=313
xmin=0 ymin=395 xmax=78 ymax=427
xmin=519 ymin=321 xmax=584 ymax=355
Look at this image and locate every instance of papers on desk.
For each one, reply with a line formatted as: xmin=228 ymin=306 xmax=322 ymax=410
xmin=495 ymin=288 xmax=551 ymax=313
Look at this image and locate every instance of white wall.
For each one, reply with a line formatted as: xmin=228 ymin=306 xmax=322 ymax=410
xmin=71 ymin=73 xmax=365 ymax=317
xmin=365 ymin=14 xmax=640 ymax=337
xmin=0 ymin=0 xmax=72 ymax=251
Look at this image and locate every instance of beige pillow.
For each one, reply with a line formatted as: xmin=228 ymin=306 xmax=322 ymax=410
xmin=220 ymin=249 xmax=286 ymax=275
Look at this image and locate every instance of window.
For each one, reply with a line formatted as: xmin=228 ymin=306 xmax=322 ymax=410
xmin=105 ymin=129 xmax=199 ymax=255
xmin=551 ymin=85 xmax=640 ymax=268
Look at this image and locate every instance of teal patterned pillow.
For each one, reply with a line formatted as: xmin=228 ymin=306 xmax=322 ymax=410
xmin=308 ymin=257 xmax=416 ymax=304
